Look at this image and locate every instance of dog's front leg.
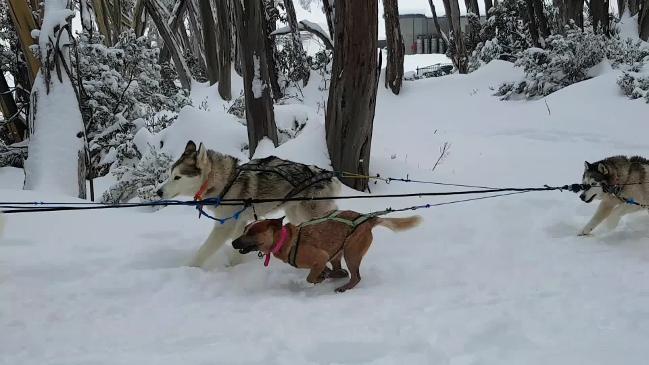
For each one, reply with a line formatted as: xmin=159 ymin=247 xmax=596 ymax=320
xmin=604 ymin=204 xmax=642 ymax=231
xmin=579 ymin=200 xmax=618 ymax=236
xmin=189 ymin=221 xmax=238 ymax=268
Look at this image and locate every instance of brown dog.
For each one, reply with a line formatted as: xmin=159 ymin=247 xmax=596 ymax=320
xmin=232 ymin=210 xmax=421 ymax=292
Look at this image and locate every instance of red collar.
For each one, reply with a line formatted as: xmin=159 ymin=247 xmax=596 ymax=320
xmin=264 ymin=226 xmax=290 ymax=267
xmin=194 ymin=179 xmax=210 ymax=201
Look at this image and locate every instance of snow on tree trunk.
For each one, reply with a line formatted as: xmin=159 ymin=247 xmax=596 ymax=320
xmin=24 ymin=0 xmax=86 ymax=198
xmin=325 ymin=0 xmax=379 ymax=191
xmin=198 ymin=0 xmax=219 ymax=85
xmin=233 ymin=0 xmax=278 ymax=157
xmin=214 ymin=0 xmax=232 ymax=100
xmin=383 ymin=0 xmax=404 ymax=95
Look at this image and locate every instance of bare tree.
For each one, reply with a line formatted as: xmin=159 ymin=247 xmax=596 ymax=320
xmin=383 ymin=0 xmax=404 ymax=95
xmin=233 ymin=0 xmax=278 ymax=157
xmin=326 ymin=0 xmax=379 ymax=191
xmin=428 ymin=0 xmax=449 ymax=44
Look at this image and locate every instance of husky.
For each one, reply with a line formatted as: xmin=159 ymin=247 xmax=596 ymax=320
xmin=157 ymin=141 xmax=340 ymax=268
xmin=578 ymin=156 xmax=649 ymax=236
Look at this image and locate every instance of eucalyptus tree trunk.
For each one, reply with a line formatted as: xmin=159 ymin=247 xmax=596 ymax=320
xmin=214 ymin=0 xmax=232 ymax=100
xmin=325 ymin=0 xmax=379 ymax=191
xmin=639 ymin=0 xmax=649 ymax=40
xmin=8 ymin=0 xmax=41 ymax=84
xmin=233 ymin=0 xmax=278 ymax=157
xmin=590 ymin=0 xmax=610 ymax=34
xmin=383 ymin=0 xmax=404 ymax=95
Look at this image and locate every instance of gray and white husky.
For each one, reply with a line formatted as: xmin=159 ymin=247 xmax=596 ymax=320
xmin=578 ymin=156 xmax=649 ymax=236
xmin=157 ymin=141 xmax=340 ymax=267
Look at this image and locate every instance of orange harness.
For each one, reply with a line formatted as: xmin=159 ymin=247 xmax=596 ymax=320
xmin=194 ymin=180 xmax=210 ymax=201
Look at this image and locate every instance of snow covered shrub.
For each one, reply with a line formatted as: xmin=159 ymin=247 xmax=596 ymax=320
xmin=468 ymin=0 xmax=533 ymax=71
xmin=101 ymin=144 xmax=173 ymax=204
xmin=618 ymin=72 xmax=649 ymax=102
xmin=76 ymin=30 xmax=189 ymax=177
xmin=606 ymin=37 xmax=649 ymax=71
xmin=496 ymin=25 xmax=607 ymax=99
xmin=0 ymin=142 xmax=26 ymax=168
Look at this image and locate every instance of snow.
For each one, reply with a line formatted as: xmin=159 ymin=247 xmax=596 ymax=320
xmin=0 ymin=167 xmax=23 ymax=189
xmin=23 ymin=73 xmax=85 ymax=197
xmin=5 ymin=59 xmax=649 ymax=364
xmin=252 ymin=54 xmax=266 ymax=99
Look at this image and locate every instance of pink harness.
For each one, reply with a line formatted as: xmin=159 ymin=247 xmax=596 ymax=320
xmin=264 ymin=226 xmax=289 ymax=267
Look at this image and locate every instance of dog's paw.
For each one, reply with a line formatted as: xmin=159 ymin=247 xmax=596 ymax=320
xmin=328 ymin=269 xmax=349 ymax=279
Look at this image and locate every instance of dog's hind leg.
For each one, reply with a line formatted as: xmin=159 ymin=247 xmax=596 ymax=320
xmin=605 ymin=204 xmax=642 ymax=231
xmin=335 ymin=232 xmax=373 ymax=293
xmin=328 ymin=253 xmax=349 ymax=279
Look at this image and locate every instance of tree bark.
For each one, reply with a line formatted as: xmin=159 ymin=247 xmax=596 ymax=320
xmin=565 ymin=0 xmax=585 ymax=28
xmin=214 ymin=0 xmax=232 ymax=100
xmin=464 ymin=0 xmax=481 ymax=52
xmin=198 ymin=0 xmax=219 ymax=85
xmin=526 ymin=0 xmax=541 ymax=47
xmin=233 ymin=0 xmax=278 ymax=157
xmin=639 ymin=0 xmax=649 ymax=40
xmin=618 ymin=0 xmax=640 ymax=16
xmin=284 ymin=0 xmax=310 ymax=86
xmin=383 ymin=0 xmax=404 ymax=95
xmin=8 ymin=0 xmax=41 ymax=85
xmin=531 ymin=0 xmax=550 ymax=39
xmin=325 ymin=0 xmax=379 ymax=191
xmin=144 ymin=0 xmax=193 ymax=90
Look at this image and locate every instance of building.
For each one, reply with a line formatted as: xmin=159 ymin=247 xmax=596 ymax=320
xmin=399 ymin=13 xmax=486 ymax=55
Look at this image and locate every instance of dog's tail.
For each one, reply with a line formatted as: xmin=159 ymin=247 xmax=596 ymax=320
xmin=376 ymin=215 xmax=422 ymax=232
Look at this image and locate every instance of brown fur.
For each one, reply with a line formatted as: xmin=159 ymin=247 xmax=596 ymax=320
xmin=232 ymin=211 xmax=421 ymax=292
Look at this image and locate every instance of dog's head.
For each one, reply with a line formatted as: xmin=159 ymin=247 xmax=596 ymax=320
xmin=232 ymin=217 xmax=285 ymax=254
xmin=157 ymin=141 xmax=209 ymax=199
xmin=580 ymin=161 xmax=610 ymax=203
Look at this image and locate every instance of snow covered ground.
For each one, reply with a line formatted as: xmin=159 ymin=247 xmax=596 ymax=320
xmin=3 ymin=60 xmax=649 ymax=364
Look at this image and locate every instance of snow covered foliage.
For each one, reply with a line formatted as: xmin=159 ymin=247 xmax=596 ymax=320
xmin=76 ymin=30 xmax=189 ymax=177
xmin=496 ymin=26 xmax=607 ymax=99
xmin=618 ymin=72 xmax=649 ymax=102
xmin=0 ymin=142 xmax=26 ymax=168
xmin=468 ymin=0 xmax=533 ymax=71
xmin=100 ymin=144 xmax=172 ymax=204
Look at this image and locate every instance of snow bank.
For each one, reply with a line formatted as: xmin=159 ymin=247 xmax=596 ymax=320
xmin=0 ymin=167 xmax=24 ymax=189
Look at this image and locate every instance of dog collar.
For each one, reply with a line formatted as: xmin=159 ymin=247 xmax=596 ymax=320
xmin=194 ymin=179 xmax=210 ymax=201
xmin=264 ymin=226 xmax=289 ymax=267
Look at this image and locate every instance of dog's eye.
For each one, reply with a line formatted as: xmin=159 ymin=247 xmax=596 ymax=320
xmin=174 ymin=176 xmax=181 ymax=180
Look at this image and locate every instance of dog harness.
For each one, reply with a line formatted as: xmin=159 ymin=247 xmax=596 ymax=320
xmin=286 ymin=211 xmax=383 ymax=268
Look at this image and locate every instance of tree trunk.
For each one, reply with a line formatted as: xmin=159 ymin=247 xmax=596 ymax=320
xmin=565 ymin=0 xmax=585 ymax=28
xmin=325 ymin=0 xmax=379 ymax=191
xmin=8 ymin=0 xmax=41 ymax=85
xmin=618 ymin=0 xmax=640 ymax=16
xmin=639 ymin=0 xmax=649 ymax=40
xmin=591 ymin=0 xmax=610 ymax=34
xmin=132 ymin=0 xmax=147 ymax=36
xmin=531 ymin=0 xmax=550 ymax=39
xmin=527 ymin=0 xmax=541 ymax=47
xmin=284 ymin=0 xmax=310 ymax=86
xmin=215 ymin=0 xmax=232 ymax=100
xmin=383 ymin=0 xmax=404 ymax=95
xmin=233 ymin=0 xmax=278 ymax=157
xmin=443 ymin=0 xmax=468 ymax=73
xmin=0 ymin=73 xmax=27 ymax=144
xmin=144 ymin=0 xmax=192 ymax=90
xmin=464 ymin=0 xmax=481 ymax=52
xmin=428 ymin=0 xmax=449 ymax=44
xmin=262 ymin=1 xmax=282 ymax=100
xmin=322 ymin=0 xmax=335 ymax=40
xmin=92 ymin=0 xmax=115 ymax=45
xmin=198 ymin=0 xmax=219 ymax=85
xmin=484 ymin=0 xmax=493 ymax=14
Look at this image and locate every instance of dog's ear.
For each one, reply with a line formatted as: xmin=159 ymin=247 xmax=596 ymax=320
xmin=272 ymin=216 xmax=285 ymax=229
xmin=584 ymin=161 xmax=591 ymax=170
xmin=184 ymin=140 xmax=197 ymax=155
xmin=197 ymin=142 xmax=209 ymax=167
xmin=597 ymin=162 xmax=609 ymax=175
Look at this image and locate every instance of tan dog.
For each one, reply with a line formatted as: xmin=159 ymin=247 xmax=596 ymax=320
xmin=232 ymin=211 xmax=421 ymax=292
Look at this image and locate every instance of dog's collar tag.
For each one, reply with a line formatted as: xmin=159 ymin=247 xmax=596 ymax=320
xmin=264 ymin=226 xmax=289 ymax=267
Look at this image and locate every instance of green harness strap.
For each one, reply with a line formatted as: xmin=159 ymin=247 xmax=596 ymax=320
xmin=299 ymin=210 xmax=375 ymax=229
